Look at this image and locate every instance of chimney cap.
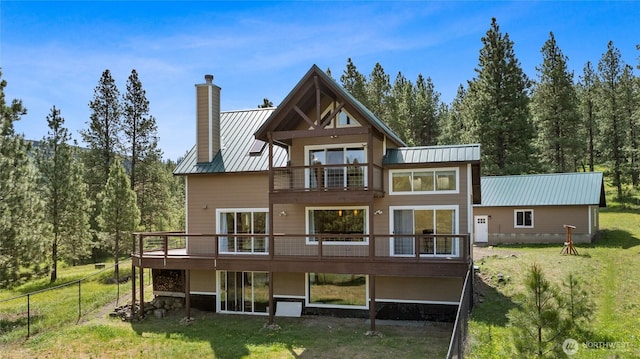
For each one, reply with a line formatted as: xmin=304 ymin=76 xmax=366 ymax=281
xmin=204 ymin=74 xmax=214 ymax=84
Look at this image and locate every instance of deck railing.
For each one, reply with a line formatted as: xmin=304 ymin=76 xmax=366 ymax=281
xmin=132 ymin=232 xmax=471 ymax=263
xmin=271 ymin=163 xmax=383 ymax=192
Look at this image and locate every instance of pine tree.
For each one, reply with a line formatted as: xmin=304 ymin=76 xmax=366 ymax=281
xmin=258 ymin=98 xmax=274 ymax=108
xmin=82 ymin=69 xmax=122 ymax=257
xmin=439 ymin=85 xmax=471 ymax=145
xmin=531 ymin=32 xmax=582 ymax=172
xmin=97 ymin=161 xmax=140 ymax=279
xmin=561 ymin=273 xmax=593 ymax=339
xmin=0 ymin=71 xmax=47 ymax=286
xmin=165 ymin=159 xmax=186 ymax=230
xmin=340 ymin=58 xmax=369 ymax=108
xmin=366 ymin=63 xmax=391 ymax=124
xmin=464 ymin=18 xmax=536 ymax=175
xmin=577 ymin=61 xmax=599 ymax=172
xmin=389 ymin=72 xmax=414 ymax=144
xmin=82 ymin=69 xmax=122 ymax=191
xmin=619 ymin=64 xmax=639 ymax=187
xmin=137 ymin=159 xmax=172 ymax=231
xmin=508 ymin=264 xmax=566 ymax=358
xmin=37 ymin=107 xmax=92 ymax=282
xmin=123 ymin=69 xmax=160 ymax=191
xmin=413 ymin=75 xmax=441 ymax=146
xmin=597 ymin=41 xmax=626 ymax=199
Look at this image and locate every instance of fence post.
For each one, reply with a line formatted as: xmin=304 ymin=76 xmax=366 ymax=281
xmin=27 ymin=294 xmax=30 ymax=338
xmin=77 ymin=280 xmax=82 ymax=323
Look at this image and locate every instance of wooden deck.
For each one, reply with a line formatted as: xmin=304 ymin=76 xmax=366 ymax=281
xmin=131 ymin=232 xmax=471 ymax=277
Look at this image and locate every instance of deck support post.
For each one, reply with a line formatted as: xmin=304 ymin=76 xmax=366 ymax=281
xmin=268 ymin=271 xmax=275 ymax=325
xmin=139 ymin=265 xmax=145 ymax=316
xmin=368 ymin=193 xmax=376 ymax=332
xmin=369 ymin=274 xmax=376 ymax=332
xmin=185 ymin=269 xmax=191 ymax=318
xmin=131 ymin=262 xmax=137 ymax=316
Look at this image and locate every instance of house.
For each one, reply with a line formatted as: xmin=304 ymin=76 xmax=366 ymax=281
xmin=131 ymin=65 xmax=480 ymax=329
xmin=473 ymin=172 xmax=606 ymax=244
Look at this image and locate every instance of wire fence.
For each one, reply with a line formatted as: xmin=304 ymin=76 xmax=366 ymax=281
xmin=0 ymin=259 xmax=145 ymax=341
xmin=446 ymin=265 xmax=473 ymax=359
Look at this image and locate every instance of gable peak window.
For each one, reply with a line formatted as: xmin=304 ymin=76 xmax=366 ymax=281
xmin=320 ymin=104 xmax=360 ymax=128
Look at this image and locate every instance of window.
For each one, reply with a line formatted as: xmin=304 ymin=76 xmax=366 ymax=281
xmin=218 ymin=209 xmax=268 ymax=254
xmin=307 ymin=273 xmax=367 ymax=308
xmin=306 ymin=144 xmax=367 ymax=189
xmin=390 ymin=168 xmax=458 ymax=194
xmin=391 ymin=206 xmax=459 ymax=256
xmin=307 ymin=207 xmax=368 ymax=244
xmin=320 ymin=105 xmax=360 ymax=128
xmin=514 ymin=209 xmax=534 ymax=228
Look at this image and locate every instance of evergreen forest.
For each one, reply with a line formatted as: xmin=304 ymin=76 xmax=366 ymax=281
xmin=1 ymin=18 xmax=639 ymax=287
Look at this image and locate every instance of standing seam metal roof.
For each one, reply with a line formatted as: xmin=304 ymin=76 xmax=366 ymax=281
xmin=174 ymin=108 xmax=288 ymax=174
xmin=476 ymin=172 xmax=605 ymax=207
xmin=383 ymin=144 xmax=481 ymax=165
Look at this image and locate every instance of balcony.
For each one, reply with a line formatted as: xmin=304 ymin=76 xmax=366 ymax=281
xmin=132 ymin=232 xmax=471 ymax=277
xmin=269 ymin=163 xmax=384 ymax=203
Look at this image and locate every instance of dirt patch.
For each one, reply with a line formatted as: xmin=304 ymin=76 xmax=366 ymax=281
xmin=473 ymin=245 xmax=523 ymax=260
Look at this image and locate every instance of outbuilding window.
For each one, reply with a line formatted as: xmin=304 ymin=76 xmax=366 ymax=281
xmin=514 ymin=209 xmax=534 ymax=228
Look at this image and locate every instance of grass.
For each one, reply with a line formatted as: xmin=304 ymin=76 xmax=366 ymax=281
xmin=1 ymin=262 xmax=450 ymax=358
xmin=1 ymin=307 xmax=452 ymax=358
xmin=467 ymin=203 xmax=640 ymax=358
xmin=0 ymin=261 xmax=138 ymax=343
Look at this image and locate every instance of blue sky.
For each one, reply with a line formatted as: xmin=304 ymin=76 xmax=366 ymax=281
xmin=1 ymin=1 xmax=638 ymax=160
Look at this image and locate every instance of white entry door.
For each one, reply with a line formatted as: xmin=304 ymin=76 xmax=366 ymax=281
xmin=474 ymin=215 xmax=489 ymax=243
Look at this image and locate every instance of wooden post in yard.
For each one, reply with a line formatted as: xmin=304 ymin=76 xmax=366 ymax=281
xmin=561 ymin=224 xmax=579 ymax=255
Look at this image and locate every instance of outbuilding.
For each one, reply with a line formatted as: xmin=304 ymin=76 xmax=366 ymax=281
xmin=473 ymin=172 xmax=606 ymax=244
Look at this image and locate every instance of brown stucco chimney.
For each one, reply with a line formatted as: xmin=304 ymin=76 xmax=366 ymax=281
xmin=195 ymin=74 xmax=221 ymax=162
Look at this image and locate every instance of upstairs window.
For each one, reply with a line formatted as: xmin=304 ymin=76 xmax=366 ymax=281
xmin=390 ymin=168 xmax=458 ymax=194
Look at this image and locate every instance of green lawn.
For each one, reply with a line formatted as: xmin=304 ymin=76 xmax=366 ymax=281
xmin=467 ymin=209 xmax=640 ymax=358
xmin=1 ymin=261 xmax=450 ymax=358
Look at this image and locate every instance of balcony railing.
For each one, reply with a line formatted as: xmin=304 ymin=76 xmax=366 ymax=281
xmin=132 ymin=232 xmax=471 ymax=263
xmin=271 ymin=163 xmax=383 ymax=192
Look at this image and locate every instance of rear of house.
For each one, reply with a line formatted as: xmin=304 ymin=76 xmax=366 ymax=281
xmin=473 ymin=172 xmax=606 ymax=244
xmin=132 ymin=65 xmax=480 ymax=328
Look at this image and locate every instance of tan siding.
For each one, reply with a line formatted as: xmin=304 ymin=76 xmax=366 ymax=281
xmin=377 ymin=276 xmax=462 ymax=302
xmin=274 ymin=272 xmax=305 ymax=297
xmin=474 ymin=205 xmax=593 ymax=243
xmin=196 ymin=86 xmax=209 ymax=162
xmin=373 ymin=137 xmax=384 ymax=166
xmin=190 ymin=269 xmax=216 ymax=293
xmin=187 ymin=173 xmax=269 ymax=254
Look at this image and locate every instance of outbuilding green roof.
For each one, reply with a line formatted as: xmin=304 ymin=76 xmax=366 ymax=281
xmin=476 ymin=172 xmax=606 ymax=207
xmin=174 ymin=108 xmax=288 ymax=175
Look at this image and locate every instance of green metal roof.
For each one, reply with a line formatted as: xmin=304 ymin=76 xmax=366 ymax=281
xmin=476 ymin=172 xmax=606 ymax=207
xmin=174 ymin=108 xmax=288 ymax=175
xmin=383 ymin=144 xmax=481 ymax=165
